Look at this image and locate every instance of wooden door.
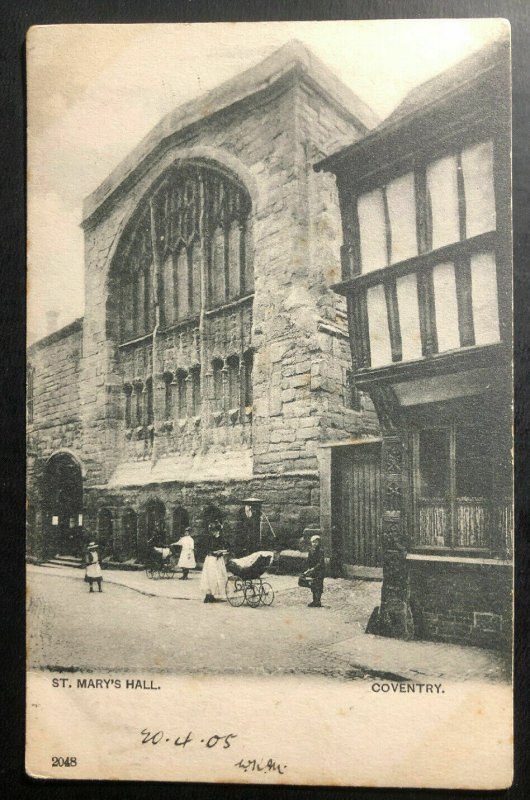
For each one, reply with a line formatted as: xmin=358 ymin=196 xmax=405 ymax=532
xmin=332 ymin=444 xmax=382 ymax=567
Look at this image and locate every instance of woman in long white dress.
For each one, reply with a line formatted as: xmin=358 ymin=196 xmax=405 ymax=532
xmin=200 ymin=522 xmax=228 ymax=602
xmin=174 ymin=527 xmax=196 ymax=580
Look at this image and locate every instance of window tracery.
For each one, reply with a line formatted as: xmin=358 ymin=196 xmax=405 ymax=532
xmin=114 ymin=161 xmax=253 ymax=449
xmin=117 ymin=164 xmax=251 ymax=341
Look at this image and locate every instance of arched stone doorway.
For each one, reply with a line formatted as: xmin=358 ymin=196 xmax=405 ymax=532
xmin=145 ymin=499 xmax=166 ymax=547
xmin=172 ymin=505 xmax=190 ymax=542
xmin=196 ymin=503 xmax=224 ymax=562
xmin=97 ymin=508 xmax=114 ymax=559
xmin=122 ymin=508 xmax=138 ymax=561
xmin=42 ymin=452 xmax=83 ymax=558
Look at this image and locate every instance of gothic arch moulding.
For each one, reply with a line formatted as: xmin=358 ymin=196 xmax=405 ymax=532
xmin=104 ymin=146 xmax=260 ymax=292
xmin=106 ymin=153 xmax=255 ymax=345
xmin=45 ymin=449 xmax=87 ymax=479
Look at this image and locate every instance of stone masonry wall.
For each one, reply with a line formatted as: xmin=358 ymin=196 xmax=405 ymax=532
xmin=82 ymin=69 xmax=375 ymax=492
xmin=83 ymin=472 xmax=319 ymax=558
xmin=300 ymin=79 xmax=380 ymax=443
xmin=27 ymin=322 xmax=84 ymax=555
xmin=27 ymin=322 xmax=83 ymax=466
xmin=408 ymin=561 xmax=512 ymax=649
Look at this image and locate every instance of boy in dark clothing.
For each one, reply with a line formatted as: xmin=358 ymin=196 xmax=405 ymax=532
xmin=303 ymin=535 xmax=325 ymax=607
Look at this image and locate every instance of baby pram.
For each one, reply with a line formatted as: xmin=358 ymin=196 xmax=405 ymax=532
xmin=145 ymin=545 xmax=175 ymax=580
xmin=225 ymin=551 xmax=275 ymax=607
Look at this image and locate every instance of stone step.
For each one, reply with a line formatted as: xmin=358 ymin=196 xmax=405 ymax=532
xmin=46 ymin=555 xmax=83 ymax=568
xmin=45 ymin=556 xmax=146 ymax=571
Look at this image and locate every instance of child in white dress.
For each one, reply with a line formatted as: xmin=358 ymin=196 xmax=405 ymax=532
xmin=85 ymin=542 xmax=103 ymax=593
xmin=174 ymin=527 xmax=196 ymax=580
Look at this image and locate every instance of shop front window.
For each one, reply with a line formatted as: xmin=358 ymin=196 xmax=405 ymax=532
xmin=414 ymin=424 xmax=497 ymax=550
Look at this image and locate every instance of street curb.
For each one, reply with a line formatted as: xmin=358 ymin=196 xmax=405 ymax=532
xmin=28 ymin=565 xmax=301 ymax=602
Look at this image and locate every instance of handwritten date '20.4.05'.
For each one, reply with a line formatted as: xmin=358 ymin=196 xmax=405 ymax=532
xmin=140 ymin=729 xmax=287 ymax=774
xmin=140 ymin=729 xmax=237 ymax=749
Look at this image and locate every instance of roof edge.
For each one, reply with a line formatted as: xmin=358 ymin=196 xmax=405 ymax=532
xmin=315 ymin=37 xmax=509 ymax=176
xmin=82 ymin=40 xmax=379 ymax=226
xmin=28 ymin=317 xmax=83 ymax=353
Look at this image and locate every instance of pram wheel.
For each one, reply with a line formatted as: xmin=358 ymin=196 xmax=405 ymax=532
xmin=226 ymin=577 xmax=245 ymax=607
xmin=260 ymin=581 xmax=274 ymax=606
xmin=244 ymin=583 xmax=261 ymax=608
xmin=146 ymin=567 xmax=155 ymax=579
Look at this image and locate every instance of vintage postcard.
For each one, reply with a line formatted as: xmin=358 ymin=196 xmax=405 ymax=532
xmin=26 ymin=20 xmax=513 ymax=787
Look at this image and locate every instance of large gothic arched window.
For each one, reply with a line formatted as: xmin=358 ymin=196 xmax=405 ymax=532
xmin=115 ymin=164 xmax=252 ymax=342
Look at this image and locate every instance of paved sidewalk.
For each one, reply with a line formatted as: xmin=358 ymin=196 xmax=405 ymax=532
xmin=318 ymin=631 xmax=510 ymax=683
xmin=29 ymin=563 xmax=300 ymax=600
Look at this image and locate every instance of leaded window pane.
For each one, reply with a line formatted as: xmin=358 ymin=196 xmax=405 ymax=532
xmin=176 ymin=248 xmax=189 ymax=320
xmin=145 ymin=266 xmax=154 ymax=332
xmin=419 ymin=429 xmax=450 ymax=499
xmin=417 ymin=428 xmax=451 ymax=548
xmin=456 ymin=426 xmax=492 ymax=499
xmin=212 ymin=226 xmax=226 ymax=306
xmin=228 ymin=222 xmax=241 ymax=299
xmin=122 ymin=281 xmax=134 ymax=340
xmin=190 ymin=243 xmax=201 ymax=314
xmin=163 ymin=253 xmax=175 ymax=326
xmin=135 ymin=270 xmax=145 ymax=335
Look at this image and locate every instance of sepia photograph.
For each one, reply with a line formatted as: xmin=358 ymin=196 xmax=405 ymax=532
xmin=26 ymin=19 xmax=513 ymax=787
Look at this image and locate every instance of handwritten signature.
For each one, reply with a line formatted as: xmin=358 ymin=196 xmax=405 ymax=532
xmin=234 ymin=757 xmax=286 ymax=775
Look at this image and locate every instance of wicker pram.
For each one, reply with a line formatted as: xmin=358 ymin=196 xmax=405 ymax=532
xmin=225 ymin=551 xmax=275 ymax=607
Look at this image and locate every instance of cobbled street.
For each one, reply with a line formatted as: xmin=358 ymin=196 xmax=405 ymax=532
xmin=27 ymin=564 xmax=510 ymax=683
xmin=27 ymin=565 xmax=381 ymax=678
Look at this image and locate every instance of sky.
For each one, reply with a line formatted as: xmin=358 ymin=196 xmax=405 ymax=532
xmin=26 ymin=19 xmax=507 ymax=343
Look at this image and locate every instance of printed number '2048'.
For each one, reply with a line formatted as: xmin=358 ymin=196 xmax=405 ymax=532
xmin=52 ymin=756 xmax=77 ymax=767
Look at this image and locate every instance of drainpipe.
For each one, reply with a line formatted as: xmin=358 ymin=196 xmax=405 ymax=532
xmin=198 ymin=172 xmax=208 ymax=445
xmin=149 ymin=199 xmax=161 ymax=464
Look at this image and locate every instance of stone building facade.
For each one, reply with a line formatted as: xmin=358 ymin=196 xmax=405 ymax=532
xmin=27 ymin=320 xmax=84 ymax=557
xmin=27 ymin=42 xmax=381 ymax=564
